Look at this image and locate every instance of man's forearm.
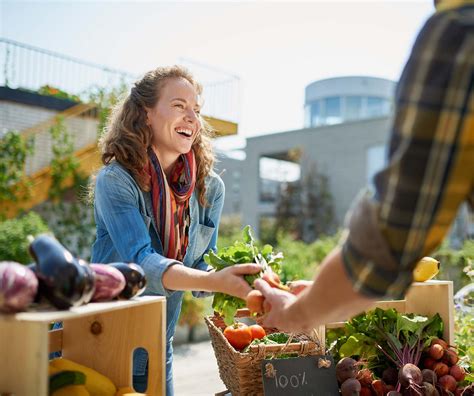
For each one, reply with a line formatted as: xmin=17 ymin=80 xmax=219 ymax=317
xmin=285 ymin=248 xmax=377 ymax=328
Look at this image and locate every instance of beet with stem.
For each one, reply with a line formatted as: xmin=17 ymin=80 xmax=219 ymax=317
xmin=438 ymin=375 xmax=457 ymax=393
xmin=429 ymin=344 xmax=445 ymax=360
xmin=383 ymin=367 xmax=400 ymax=386
xmin=341 ymin=378 xmax=362 ymax=396
xmin=399 ymin=364 xmax=423 ymax=395
xmin=422 ymin=382 xmax=440 ymax=396
xmin=422 ymin=369 xmax=437 ymax=385
xmin=336 ymin=357 xmax=358 ymax=384
xmin=449 ymin=366 xmax=465 ymax=382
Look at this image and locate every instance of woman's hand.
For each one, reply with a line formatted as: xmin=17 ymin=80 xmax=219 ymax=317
xmin=209 ymin=264 xmax=261 ymax=300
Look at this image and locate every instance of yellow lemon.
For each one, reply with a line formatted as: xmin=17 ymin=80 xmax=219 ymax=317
xmin=413 ymin=257 xmax=440 ymax=282
xmin=115 ymin=387 xmax=146 ymax=396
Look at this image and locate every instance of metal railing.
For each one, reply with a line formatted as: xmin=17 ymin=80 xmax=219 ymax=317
xmin=179 ymin=57 xmax=240 ymax=122
xmin=0 ymin=38 xmax=135 ymax=99
xmin=1 ymin=38 xmax=240 ymax=122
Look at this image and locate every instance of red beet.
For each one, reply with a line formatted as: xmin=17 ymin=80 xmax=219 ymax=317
xmin=449 ymin=366 xmax=465 ymax=382
xmin=422 ymin=369 xmax=438 ymax=385
xmin=433 ymin=362 xmax=450 ymax=377
xmin=463 ymin=384 xmax=474 ymax=396
xmin=423 ymin=382 xmax=440 ymax=396
xmin=383 ymin=367 xmax=400 ymax=386
xmin=431 ymin=338 xmax=449 ymax=349
xmin=371 ymin=379 xmax=385 ymax=396
xmin=336 ymin=358 xmax=358 ymax=384
xmin=399 ymin=364 xmax=423 ymax=388
xmin=357 ymin=369 xmax=373 ymax=386
xmin=443 ymin=349 xmax=459 ymax=366
xmin=429 ymin=344 xmax=445 ymax=360
xmin=424 ymin=358 xmax=437 ymax=370
xmin=359 ymin=386 xmax=372 ymax=396
xmin=439 ymin=375 xmax=457 ymax=393
xmin=341 ymin=378 xmax=361 ymax=396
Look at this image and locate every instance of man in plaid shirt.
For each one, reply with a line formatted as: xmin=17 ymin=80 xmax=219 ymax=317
xmin=255 ymin=0 xmax=474 ymax=332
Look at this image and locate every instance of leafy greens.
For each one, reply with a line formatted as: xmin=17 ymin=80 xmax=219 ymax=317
xmin=205 ymin=225 xmax=284 ymax=325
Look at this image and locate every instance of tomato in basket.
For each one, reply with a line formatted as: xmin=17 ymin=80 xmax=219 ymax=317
xmin=249 ymin=324 xmax=266 ymax=340
xmin=223 ymin=323 xmax=253 ymax=350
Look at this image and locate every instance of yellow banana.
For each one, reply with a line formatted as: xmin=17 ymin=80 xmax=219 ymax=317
xmin=413 ymin=256 xmax=440 ymax=282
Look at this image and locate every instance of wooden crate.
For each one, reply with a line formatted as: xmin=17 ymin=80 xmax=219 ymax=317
xmin=325 ymin=280 xmax=455 ymax=345
xmin=0 ymin=296 xmax=166 ymax=396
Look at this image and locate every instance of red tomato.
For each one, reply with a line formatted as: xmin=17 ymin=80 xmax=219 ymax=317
xmin=249 ymin=324 xmax=266 ymax=340
xmin=223 ymin=323 xmax=253 ymax=350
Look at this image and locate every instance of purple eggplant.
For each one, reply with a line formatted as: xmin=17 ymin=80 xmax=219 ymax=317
xmin=109 ymin=262 xmax=147 ymax=299
xmin=0 ymin=261 xmax=38 ymax=313
xmin=29 ymin=235 xmax=95 ymax=309
xmin=90 ymin=264 xmax=126 ymax=302
xmin=76 ymin=259 xmax=96 ymax=305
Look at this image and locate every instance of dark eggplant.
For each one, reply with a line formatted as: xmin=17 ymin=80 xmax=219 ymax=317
xmin=29 ymin=235 xmax=95 ymax=309
xmin=108 ymin=262 xmax=147 ymax=299
xmin=26 ymin=263 xmax=42 ymax=303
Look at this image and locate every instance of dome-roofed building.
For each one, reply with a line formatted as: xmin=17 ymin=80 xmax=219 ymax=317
xmin=304 ymin=76 xmax=396 ymax=128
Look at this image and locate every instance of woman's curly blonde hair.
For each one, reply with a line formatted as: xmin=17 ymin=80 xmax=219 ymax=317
xmin=100 ymin=65 xmax=215 ymax=206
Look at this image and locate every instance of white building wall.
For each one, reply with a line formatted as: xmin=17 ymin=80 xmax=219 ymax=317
xmin=1 ymin=101 xmax=99 ymax=175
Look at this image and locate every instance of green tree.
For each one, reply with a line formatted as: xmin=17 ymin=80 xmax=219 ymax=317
xmin=0 ymin=212 xmax=50 ymax=264
xmin=299 ymin=164 xmax=335 ymax=243
xmin=275 ymin=162 xmax=335 ymax=243
xmin=0 ymin=131 xmax=34 ymax=218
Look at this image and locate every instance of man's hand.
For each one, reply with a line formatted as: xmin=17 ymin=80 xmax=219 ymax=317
xmin=288 ymin=279 xmax=313 ymax=295
xmin=253 ymin=278 xmax=308 ymax=332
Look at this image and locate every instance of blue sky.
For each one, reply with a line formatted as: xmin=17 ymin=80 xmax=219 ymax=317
xmin=2 ymin=0 xmax=434 ymax=149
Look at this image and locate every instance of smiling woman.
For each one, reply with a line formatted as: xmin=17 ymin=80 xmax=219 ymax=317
xmin=91 ymin=65 xmax=261 ymax=395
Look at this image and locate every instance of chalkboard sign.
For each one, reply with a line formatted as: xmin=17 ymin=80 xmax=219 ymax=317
xmin=261 ymin=355 xmax=339 ymax=396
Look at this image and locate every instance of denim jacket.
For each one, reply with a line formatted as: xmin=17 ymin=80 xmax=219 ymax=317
xmin=91 ymin=160 xmax=224 ymax=375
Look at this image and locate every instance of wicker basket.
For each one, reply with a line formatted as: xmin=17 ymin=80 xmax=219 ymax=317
xmin=205 ymin=310 xmax=323 ymax=396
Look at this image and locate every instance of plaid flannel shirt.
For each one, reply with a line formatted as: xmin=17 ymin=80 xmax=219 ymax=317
xmin=342 ymin=2 xmax=474 ymax=299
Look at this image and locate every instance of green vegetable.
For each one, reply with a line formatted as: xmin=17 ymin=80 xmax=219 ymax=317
xmin=206 ymin=226 xmax=284 ymax=325
xmin=266 ymin=332 xmax=291 ymax=343
xmin=243 ymin=332 xmax=292 ymax=357
xmin=327 ymin=308 xmax=443 ymax=376
xmin=247 ymin=332 xmax=290 ymax=347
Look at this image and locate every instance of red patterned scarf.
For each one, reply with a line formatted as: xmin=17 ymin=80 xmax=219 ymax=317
xmin=146 ymin=148 xmax=196 ymax=261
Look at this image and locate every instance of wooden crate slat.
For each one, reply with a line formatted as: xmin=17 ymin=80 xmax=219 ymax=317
xmin=0 ymin=296 xmax=166 ymax=396
xmin=0 ymin=321 xmax=49 ymax=395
